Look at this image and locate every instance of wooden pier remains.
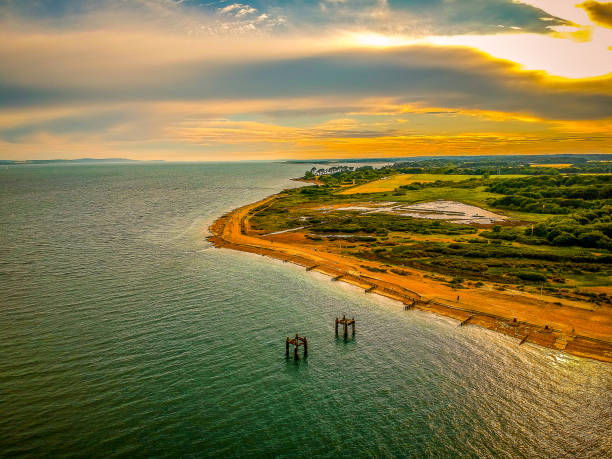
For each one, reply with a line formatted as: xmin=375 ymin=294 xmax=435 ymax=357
xmin=286 ymin=334 xmax=308 ymax=359
xmin=459 ymin=315 xmax=473 ymax=327
xmin=335 ymin=315 xmax=355 ymax=338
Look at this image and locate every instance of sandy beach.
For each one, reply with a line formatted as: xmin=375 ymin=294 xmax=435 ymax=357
xmin=208 ymin=193 xmax=612 ymax=363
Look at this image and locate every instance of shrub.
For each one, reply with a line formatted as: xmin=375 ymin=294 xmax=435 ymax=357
xmin=552 ymin=232 xmax=577 ymax=246
xmin=516 ymin=271 xmax=547 ymax=282
xmin=577 ymin=231 xmax=609 ymax=248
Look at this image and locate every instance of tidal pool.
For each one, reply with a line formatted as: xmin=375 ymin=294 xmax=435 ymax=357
xmin=331 ymin=199 xmax=507 ymax=224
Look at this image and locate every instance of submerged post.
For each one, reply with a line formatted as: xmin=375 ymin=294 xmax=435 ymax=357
xmin=342 ymin=315 xmax=347 ymax=337
xmin=352 ymin=317 xmax=355 ymax=335
xmin=335 ymin=317 xmax=339 ymax=335
xmin=285 ymin=337 xmax=289 ymax=356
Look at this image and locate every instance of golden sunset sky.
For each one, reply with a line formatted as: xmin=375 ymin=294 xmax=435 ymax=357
xmin=1 ymin=0 xmax=611 ymax=160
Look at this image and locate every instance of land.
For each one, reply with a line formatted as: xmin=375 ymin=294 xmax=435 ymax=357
xmin=0 ymin=158 xmax=147 ymax=165
xmin=209 ymin=157 xmax=612 ymax=362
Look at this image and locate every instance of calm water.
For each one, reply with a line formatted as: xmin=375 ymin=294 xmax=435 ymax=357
xmin=1 ymin=163 xmax=610 ymax=458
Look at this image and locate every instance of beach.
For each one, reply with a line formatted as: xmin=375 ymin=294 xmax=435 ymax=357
xmin=209 ymin=193 xmax=612 ymax=363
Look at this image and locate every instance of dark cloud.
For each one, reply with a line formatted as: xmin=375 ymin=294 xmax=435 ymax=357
xmin=385 ymin=0 xmax=567 ymax=33
xmin=170 ymin=47 xmax=612 ymax=121
xmin=578 ymin=1 xmax=612 ymax=28
xmin=2 ymin=46 xmax=610 ymax=122
xmin=0 ymin=109 xmax=131 ymax=142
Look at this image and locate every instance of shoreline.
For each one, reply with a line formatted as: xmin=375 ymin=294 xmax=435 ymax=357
xmin=208 ymin=193 xmax=612 ymax=363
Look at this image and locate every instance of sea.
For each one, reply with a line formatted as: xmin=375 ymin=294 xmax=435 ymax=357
xmin=1 ymin=162 xmax=610 ymax=458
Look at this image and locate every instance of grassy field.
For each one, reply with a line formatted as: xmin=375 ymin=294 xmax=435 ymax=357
xmin=338 ymin=174 xmax=527 ymax=194
xmin=529 ymin=164 xmax=572 ymax=168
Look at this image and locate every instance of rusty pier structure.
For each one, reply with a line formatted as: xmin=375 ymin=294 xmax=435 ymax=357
xmin=286 ymin=334 xmax=308 ymax=359
xmin=335 ymin=315 xmax=356 ymax=338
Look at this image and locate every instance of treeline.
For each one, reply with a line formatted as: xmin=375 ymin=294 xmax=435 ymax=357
xmin=487 ymin=175 xmax=612 ymax=214
xmin=308 ymin=166 xmax=396 ymax=185
xmin=392 ymin=158 xmax=612 ymax=176
xmin=304 ymin=166 xmax=354 ymax=178
xmin=303 ymin=156 xmax=612 ymax=181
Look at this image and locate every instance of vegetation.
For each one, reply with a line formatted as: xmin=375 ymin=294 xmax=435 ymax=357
xmin=300 ymin=155 xmax=612 ymax=185
xmin=308 ymin=213 xmax=476 ymax=237
xmin=253 ymin=156 xmax=611 ymax=304
xmin=487 ymin=175 xmax=612 ymax=214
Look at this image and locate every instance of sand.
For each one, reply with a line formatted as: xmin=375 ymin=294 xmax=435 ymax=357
xmin=208 ymin=194 xmax=612 ymax=363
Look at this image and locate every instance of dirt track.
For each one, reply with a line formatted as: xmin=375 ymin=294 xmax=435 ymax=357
xmin=208 ymin=194 xmax=612 ymax=363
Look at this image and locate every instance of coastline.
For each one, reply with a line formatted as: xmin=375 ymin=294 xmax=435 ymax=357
xmin=208 ymin=193 xmax=612 ymax=363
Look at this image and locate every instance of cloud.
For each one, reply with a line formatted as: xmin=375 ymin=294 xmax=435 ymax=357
xmin=514 ymin=0 xmax=593 ymax=25
xmin=2 ymin=97 xmax=611 ymax=160
xmin=578 ymin=1 xmax=612 ymax=28
xmin=1 ymin=22 xmax=610 ymax=121
xmin=428 ymin=31 xmax=612 ymax=78
xmin=168 ymin=47 xmax=612 ymax=121
xmin=0 ymin=0 xmax=610 ymax=160
xmin=218 ymin=3 xmax=257 ymax=17
xmin=0 ymin=0 xmax=566 ymax=35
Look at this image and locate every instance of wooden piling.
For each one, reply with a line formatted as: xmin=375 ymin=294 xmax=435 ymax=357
xmin=459 ymin=316 xmax=473 ymax=327
xmin=336 ymin=315 xmax=356 ymax=339
xmin=285 ymin=333 xmax=308 ymax=359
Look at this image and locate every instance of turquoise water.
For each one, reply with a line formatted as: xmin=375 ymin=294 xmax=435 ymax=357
xmin=1 ymin=163 xmax=610 ymax=458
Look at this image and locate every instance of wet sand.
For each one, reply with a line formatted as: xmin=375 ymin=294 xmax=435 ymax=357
xmin=208 ymin=194 xmax=612 ymax=363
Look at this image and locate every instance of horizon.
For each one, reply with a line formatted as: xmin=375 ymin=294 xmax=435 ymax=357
xmin=4 ymin=152 xmax=612 ymax=164
xmin=1 ymin=0 xmax=611 ymax=160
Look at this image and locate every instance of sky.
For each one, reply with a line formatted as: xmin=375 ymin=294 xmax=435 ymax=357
xmin=1 ymin=0 xmax=611 ymax=161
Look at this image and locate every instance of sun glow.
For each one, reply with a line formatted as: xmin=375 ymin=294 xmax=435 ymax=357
xmin=349 ymin=33 xmax=416 ymax=48
xmin=344 ymin=28 xmax=612 ymax=79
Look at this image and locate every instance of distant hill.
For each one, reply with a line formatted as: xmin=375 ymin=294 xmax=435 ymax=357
xmin=0 ymin=158 xmax=152 ymax=165
xmin=284 ymin=154 xmax=612 ymax=165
